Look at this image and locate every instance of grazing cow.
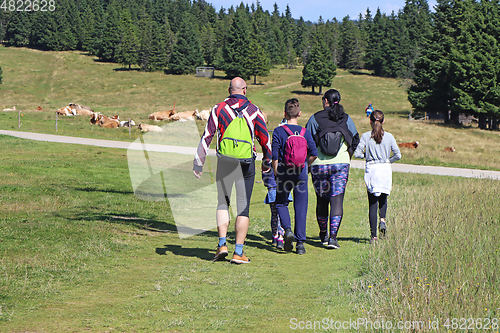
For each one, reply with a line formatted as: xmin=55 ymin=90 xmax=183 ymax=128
xmin=137 ymin=123 xmax=164 ymax=132
xmin=443 ymin=147 xmax=455 ymax=152
xmin=149 ymin=109 xmax=176 ymax=121
xmin=169 ymin=110 xmax=197 ymax=121
xmin=2 ymin=106 xmax=16 ymax=112
xmin=398 ymin=141 xmax=419 ymax=149
xmin=34 ymin=106 xmax=43 ymax=112
xmin=196 ymin=109 xmax=211 ymax=121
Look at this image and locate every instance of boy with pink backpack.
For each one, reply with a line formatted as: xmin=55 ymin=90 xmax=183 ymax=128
xmin=271 ymin=98 xmax=318 ymax=254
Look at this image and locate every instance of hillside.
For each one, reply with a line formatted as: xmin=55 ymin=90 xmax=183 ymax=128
xmin=1 ymin=46 xmax=499 ymax=171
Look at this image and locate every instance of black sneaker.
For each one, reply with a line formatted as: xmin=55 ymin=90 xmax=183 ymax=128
xmin=327 ymin=237 xmax=340 ymax=249
xmin=319 ymin=231 xmax=329 ymax=245
xmin=296 ymin=242 xmax=306 ymax=255
xmin=284 ymin=228 xmax=294 ymax=252
xmin=379 ymin=221 xmax=387 ymax=237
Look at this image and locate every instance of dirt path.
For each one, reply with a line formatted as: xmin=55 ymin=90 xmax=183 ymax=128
xmin=2 ymin=129 xmax=500 ymax=180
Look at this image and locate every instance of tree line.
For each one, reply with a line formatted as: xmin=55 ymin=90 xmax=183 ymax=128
xmin=0 ymin=0 xmax=499 ymax=129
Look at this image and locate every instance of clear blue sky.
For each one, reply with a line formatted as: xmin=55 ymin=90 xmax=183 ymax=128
xmin=208 ymin=0 xmax=437 ymax=22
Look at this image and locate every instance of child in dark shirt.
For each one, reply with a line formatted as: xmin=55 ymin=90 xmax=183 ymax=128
xmin=271 ymin=98 xmax=318 ymax=254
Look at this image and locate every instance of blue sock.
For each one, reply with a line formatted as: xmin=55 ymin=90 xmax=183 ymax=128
xmin=234 ymin=243 xmax=244 ymax=256
xmin=218 ymin=237 xmax=226 ymax=247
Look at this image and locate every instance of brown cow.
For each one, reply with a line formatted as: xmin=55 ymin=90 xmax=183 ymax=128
xmin=443 ymin=147 xmax=455 ymax=152
xmin=398 ymin=141 xmax=419 ymax=149
xmin=90 ymin=113 xmax=100 ymax=124
xmin=98 ymin=115 xmax=120 ymax=128
xmin=170 ymin=110 xmax=197 ymax=121
xmin=149 ymin=109 xmax=176 ymax=121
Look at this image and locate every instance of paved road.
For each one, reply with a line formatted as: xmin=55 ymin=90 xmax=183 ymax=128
xmin=2 ymin=129 xmax=500 ymax=180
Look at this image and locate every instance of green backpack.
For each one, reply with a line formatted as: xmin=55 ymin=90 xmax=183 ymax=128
xmin=218 ymin=103 xmax=254 ymax=163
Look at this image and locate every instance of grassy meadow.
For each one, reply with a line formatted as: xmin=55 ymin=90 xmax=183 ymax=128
xmin=0 ymin=46 xmax=499 ymax=332
xmin=1 ymin=45 xmax=500 ymax=170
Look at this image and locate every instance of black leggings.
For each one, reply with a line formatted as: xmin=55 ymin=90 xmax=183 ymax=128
xmin=316 ymin=193 xmax=344 ymax=217
xmin=216 ymin=158 xmax=255 ymax=217
xmin=368 ymin=192 xmax=387 ymax=238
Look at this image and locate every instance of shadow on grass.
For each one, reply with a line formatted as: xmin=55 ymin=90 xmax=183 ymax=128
xmin=155 ymin=230 xmax=278 ymax=261
xmin=74 ymin=186 xmax=134 ymax=195
xmin=60 ymin=211 xmax=178 ymax=233
xmin=305 ymin=236 xmax=370 ymax=248
xmin=156 ymin=244 xmax=216 ymax=261
xmin=113 ymin=67 xmax=140 ymax=72
xmin=291 ymin=90 xmax=322 ymax=96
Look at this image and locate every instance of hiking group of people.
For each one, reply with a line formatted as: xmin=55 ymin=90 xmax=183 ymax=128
xmin=193 ymin=77 xmax=401 ymax=264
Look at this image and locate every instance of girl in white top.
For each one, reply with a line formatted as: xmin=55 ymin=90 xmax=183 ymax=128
xmin=354 ymin=110 xmax=401 ymax=243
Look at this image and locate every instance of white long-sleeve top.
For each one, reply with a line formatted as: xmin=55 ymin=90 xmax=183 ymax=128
xmin=354 ymin=131 xmax=401 ymax=195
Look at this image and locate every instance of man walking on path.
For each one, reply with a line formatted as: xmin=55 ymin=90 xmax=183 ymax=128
xmin=193 ymin=77 xmax=272 ymax=264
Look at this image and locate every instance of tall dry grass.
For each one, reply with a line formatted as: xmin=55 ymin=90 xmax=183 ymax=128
xmin=354 ymin=175 xmax=499 ymax=330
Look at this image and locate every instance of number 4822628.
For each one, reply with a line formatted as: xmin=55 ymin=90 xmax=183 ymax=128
xmin=1 ymin=0 xmax=56 ymax=11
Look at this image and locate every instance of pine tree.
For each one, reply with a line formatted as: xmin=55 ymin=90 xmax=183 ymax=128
xmin=339 ymin=15 xmax=364 ymax=69
xmin=365 ymin=9 xmax=387 ymax=76
xmin=138 ymin=15 xmax=154 ymax=71
xmin=297 ymin=17 xmax=312 ymax=65
xmin=384 ymin=11 xmax=412 ymax=78
xmin=400 ymin=0 xmax=432 ymax=78
xmin=220 ymin=9 xmax=253 ymax=79
xmin=247 ymin=38 xmax=270 ymax=84
xmin=200 ymin=25 xmax=217 ymax=66
xmin=448 ymin=0 xmax=500 ymax=129
xmin=6 ymin=11 xmax=31 ymax=47
xmin=301 ymin=26 xmax=336 ymax=94
xmin=408 ymin=0 xmax=456 ymax=121
xmin=168 ymin=14 xmax=204 ymax=74
xmin=98 ymin=1 xmax=121 ymax=62
xmin=149 ymin=21 xmax=172 ymax=71
xmin=81 ymin=6 xmax=96 ymax=52
xmin=85 ymin=0 xmax=104 ymax=55
xmin=0 ymin=11 xmax=8 ymax=42
xmin=116 ymin=9 xmax=139 ymax=69
xmin=282 ymin=5 xmax=297 ymax=68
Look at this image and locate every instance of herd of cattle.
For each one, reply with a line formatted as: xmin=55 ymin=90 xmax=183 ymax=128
xmin=2 ymin=104 xmax=455 ymax=152
xmin=52 ymin=103 xmax=211 ymax=132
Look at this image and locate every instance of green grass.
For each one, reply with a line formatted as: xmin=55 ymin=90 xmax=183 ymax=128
xmin=0 ymin=135 xmax=369 ymax=331
xmin=358 ymin=174 xmax=500 ymax=331
xmin=1 ymin=46 xmax=499 ymax=332
xmin=1 ymin=46 xmax=500 ymax=170
xmin=1 ymin=135 xmax=498 ymax=332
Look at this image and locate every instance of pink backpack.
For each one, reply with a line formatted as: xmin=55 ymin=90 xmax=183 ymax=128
xmin=282 ymin=125 xmax=308 ymax=168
